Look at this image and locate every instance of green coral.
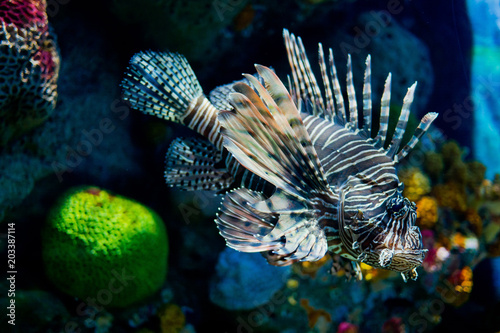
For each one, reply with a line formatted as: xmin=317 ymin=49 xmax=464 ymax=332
xmin=424 ymin=151 xmax=444 ymax=181
xmin=441 ymin=141 xmax=468 ymax=184
xmin=42 ymin=186 xmax=168 ymax=308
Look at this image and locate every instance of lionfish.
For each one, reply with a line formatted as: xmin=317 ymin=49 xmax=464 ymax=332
xmin=122 ymin=29 xmax=437 ymax=281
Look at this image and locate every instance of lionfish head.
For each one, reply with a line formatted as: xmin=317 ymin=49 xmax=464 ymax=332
xmin=364 ymin=194 xmax=426 ymax=281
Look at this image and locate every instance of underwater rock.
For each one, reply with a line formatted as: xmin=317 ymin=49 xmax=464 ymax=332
xmin=0 ymin=289 xmax=69 ymax=333
xmin=0 ymin=15 xmax=140 ymax=223
xmin=42 ymin=186 xmax=169 ymax=308
xmin=111 ymin=0 xmax=249 ymax=65
xmin=331 ymin=11 xmax=433 ymax=115
xmin=0 ymin=0 xmax=60 ymax=145
xmin=209 ymin=247 xmax=291 ymax=310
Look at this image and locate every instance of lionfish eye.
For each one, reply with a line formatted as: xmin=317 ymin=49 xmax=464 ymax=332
xmin=387 ymin=197 xmax=406 ymax=216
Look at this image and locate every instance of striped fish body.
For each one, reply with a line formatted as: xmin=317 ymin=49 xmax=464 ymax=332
xmin=122 ymin=30 xmax=437 ymax=281
xmin=297 ymin=113 xmax=424 ymax=278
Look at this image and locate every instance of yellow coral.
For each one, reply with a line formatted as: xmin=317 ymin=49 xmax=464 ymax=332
xmin=158 ymin=304 xmax=185 ymax=333
xmin=296 ymin=254 xmax=330 ymax=278
xmin=455 ymin=266 xmax=473 ymax=294
xmin=451 ymin=232 xmax=466 ymax=249
xmin=399 ymin=167 xmax=431 ymax=202
xmin=359 ymin=263 xmax=393 ymax=282
xmin=416 ymin=196 xmax=439 ymax=229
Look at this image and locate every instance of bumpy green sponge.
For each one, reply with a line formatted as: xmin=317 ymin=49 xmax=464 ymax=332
xmin=42 ymin=186 xmax=168 ymax=308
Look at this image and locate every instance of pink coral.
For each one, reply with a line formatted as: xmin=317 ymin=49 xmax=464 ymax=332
xmin=382 ymin=317 xmax=405 ymax=333
xmin=337 ymin=322 xmax=358 ymax=333
xmin=0 ymin=0 xmax=48 ymax=29
xmin=0 ymin=0 xmax=60 ymax=145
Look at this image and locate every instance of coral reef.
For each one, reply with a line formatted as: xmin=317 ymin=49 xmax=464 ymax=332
xmin=301 ymin=298 xmax=332 ymax=331
xmin=433 ymin=181 xmax=468 ymax=213
xmin=42 ymin=186 xmax=168 ymax=308
xmin=158 ymin=303 xmax=185 ymax=333
xmin=398 ymin=167 xmax=432 ymax=202
xmin=209 ymin=247 xmax=291 ymax=310
xmin=0 ymin=15 xmax=140 ymax=223
xmin=416 ymin=196 xmax=439 ymax=229
xmin=0 ymin=0 xmax=60 ymax=145
xmin=2 ymin=1 xmax=499 ymax=332
xmin=235 ymin=139 xmax=497 ymax=332
xmin=424 ymin=151 xmax=444 ymax=181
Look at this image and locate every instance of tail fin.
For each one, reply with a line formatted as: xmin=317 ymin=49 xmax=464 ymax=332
xmin=122 ymin=51 xmax=223 ymax=149
xmin=165 ymin=137 xmax=233 ymax=191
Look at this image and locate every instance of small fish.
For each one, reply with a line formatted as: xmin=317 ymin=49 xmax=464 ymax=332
xmin=122 ymin=29 xmax=437 ymax=281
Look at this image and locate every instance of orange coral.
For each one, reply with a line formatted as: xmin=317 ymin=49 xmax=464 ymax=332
xmin=300 ymin=299 xmax=332 ymax=329
xmin=399 ymin=167 xmax=431 ymax=202
xmin=416 ymin=196 xmax=439 ymax=229
xmin=233 ymin=4 xmax=255 ymax=31
xmin=443 ymin=266 xmax=473 ymax=307
xmin=296 ymin=254 xmax=330 ymax=278
xmin=451 ymin=232 xmax=466 ymax=249
xmin=158 ymin=304 xmax=185 ymax=333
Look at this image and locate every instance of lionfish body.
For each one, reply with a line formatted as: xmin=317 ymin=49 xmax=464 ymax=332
xmin=122 ymin=30 xmax=437 ymax=281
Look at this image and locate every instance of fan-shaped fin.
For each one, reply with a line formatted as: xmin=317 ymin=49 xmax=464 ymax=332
xmin=122 ymin=51 xmax=203 ymax=123
xmin=215 ymin=188 xmax=278 ymax=252
xmin=218 ymin=65 xmax=331 ymax=200
xmin=165 ymin=137 xmax=233 ymax=191
xmin=283 ymin=29 xmax=325 ymax=116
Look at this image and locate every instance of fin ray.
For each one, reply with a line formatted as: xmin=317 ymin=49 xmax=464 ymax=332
xmin=165 ymin=137 xmax=233 ymax=191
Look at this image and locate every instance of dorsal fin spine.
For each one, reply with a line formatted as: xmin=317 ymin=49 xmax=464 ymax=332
xmin=387 ymin=82 xmax=417 ymax=158
xmin=395 ymin=112 xmax=438 ymax=162
xmin=362 ymin=55 xmax=372 ymax=135
xmin=329 ymin=49 xmax=347 ymax=123
xmin=346 ymin=54 xmax=358 ymax=128
xmin=318 ymin=43 xmax=335 ymax=122
xmin=375 ymin=73 xmax=392 ymax=148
